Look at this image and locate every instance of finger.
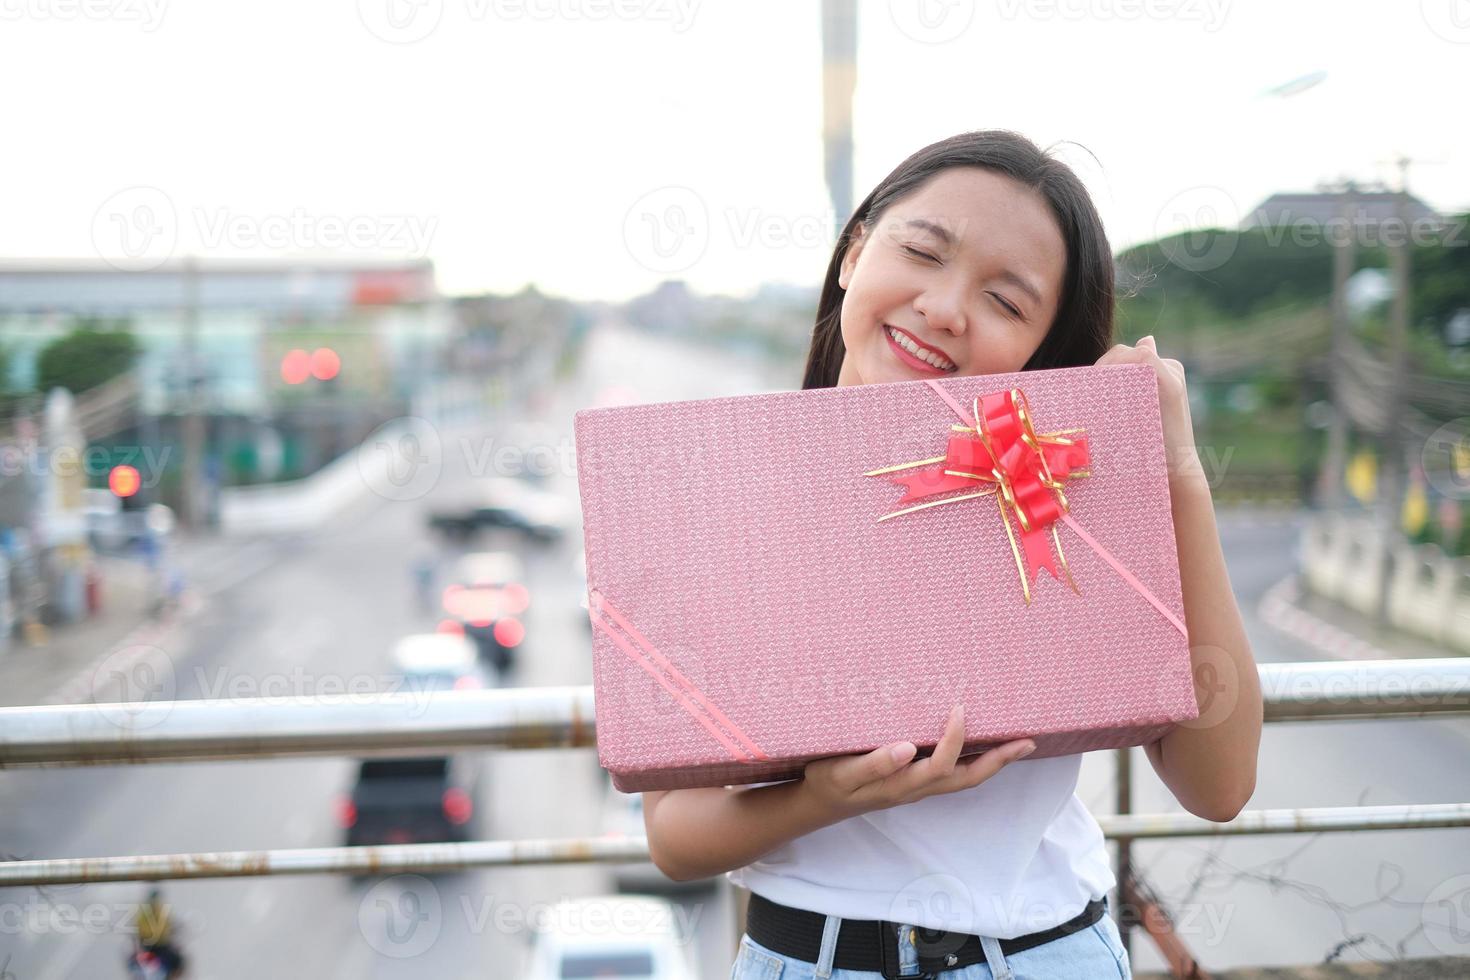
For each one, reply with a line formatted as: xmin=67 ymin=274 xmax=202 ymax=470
xmin=1123 ymin=337 xmax=1175 ymax=380
xmin=913 ymin=704 xmax=965 ymax=781
xmin=1137 ymin=334 xmax=1158 ymax=352
xmin=1094 ymin=343 xmax=1141 ymax=367
xmin=960 ymin=738 xmax=1036 ymax=782
xmin=841 ymin=740 xmax=916 ymax=793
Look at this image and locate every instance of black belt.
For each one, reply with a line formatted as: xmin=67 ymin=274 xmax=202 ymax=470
xmin=747 ymin=891 xmax=1108 ymax=979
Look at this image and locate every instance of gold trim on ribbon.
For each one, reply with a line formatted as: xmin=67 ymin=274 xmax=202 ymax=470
xmin=862 ymin=454 xmax=948 ymax=477
xmin=873 ymin=487 xmax=997 ymax=523
xmin=868 ymin=388 xmax=1091 ymax=604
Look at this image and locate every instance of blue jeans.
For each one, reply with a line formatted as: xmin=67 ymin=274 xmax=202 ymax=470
xmin=729 ymin=904 xmax=1132 ymax=980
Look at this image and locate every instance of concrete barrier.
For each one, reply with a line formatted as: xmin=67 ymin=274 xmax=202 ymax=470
xmin=218 ymin=378 xmax=503 ymax=536
xmin=1302 ymin=513 xmax=1470 ymax=655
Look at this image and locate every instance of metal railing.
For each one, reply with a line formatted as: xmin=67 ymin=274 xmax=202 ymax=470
xmin=4 ymin=659 xmax=1464 ymax=770
xmin=1 ymin=803 xmax=1465 ymax=889
xmin=2 ymin=658 xmax=1468 ymax=970
xmin=0 ymin=685 xmax=596 ymax=768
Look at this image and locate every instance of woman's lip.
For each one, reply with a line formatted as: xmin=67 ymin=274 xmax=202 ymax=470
xmin=884 ymin=324 xmax=955 ymax=375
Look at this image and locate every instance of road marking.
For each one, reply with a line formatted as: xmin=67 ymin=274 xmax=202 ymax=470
xmin=41 ymin=611 xmax=190 ymax=708
xmin=38 ymin=540 xmax=288 ymax=708
xmin=1258 ymin=575 xmax=1395 ymax=663
xmin=1257 ymin=573 xmax=1470 ymax=751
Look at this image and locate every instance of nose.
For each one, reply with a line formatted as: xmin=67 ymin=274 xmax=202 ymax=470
xmin=912 ymin=279 xmax=968 ymax=337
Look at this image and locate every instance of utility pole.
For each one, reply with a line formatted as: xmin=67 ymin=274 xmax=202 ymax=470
xmin=180 ymin=255 xmax=206 ymax=531
xmin=1317 ymin=182 xmax=1357 ymax=511
xmin=1375 ymin=158 xmax=1413 ymax=626
xmin=821 ymin=0 xmax=857 ymax=240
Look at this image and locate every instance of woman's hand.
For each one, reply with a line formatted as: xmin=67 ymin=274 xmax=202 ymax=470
xmin=1095 ymin=335 xmax=1206 ymax=489
xmin=799 ymin=704 xmax=1036 ymax=822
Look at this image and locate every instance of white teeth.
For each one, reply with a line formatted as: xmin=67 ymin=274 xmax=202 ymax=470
xmin=888 ymin=326 xmax=954 ymax=371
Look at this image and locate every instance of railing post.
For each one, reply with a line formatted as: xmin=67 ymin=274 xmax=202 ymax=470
xmin=1115 ymin=745 xmax=1134 ymax=957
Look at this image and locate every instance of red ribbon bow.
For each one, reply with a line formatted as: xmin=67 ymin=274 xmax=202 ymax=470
xmin=874 ymin=388 xmax=1091 ymax=597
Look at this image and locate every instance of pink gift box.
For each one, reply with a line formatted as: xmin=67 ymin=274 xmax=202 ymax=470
xmin=574 ymin=363 xmax=1199 ymax=792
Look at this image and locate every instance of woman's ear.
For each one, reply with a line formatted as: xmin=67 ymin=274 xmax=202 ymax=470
xmin=837 ymin=222 xmax=866 ymax=291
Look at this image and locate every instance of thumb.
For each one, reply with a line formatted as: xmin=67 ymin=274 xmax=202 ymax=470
xmin=1137 ymin=334 xmax=1157 ymax=352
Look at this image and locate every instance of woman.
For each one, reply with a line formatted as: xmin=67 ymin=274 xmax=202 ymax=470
xmin=644 ymin=130 xmax=1263 ymax=980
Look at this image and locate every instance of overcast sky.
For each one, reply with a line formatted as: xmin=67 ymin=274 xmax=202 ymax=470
xmin=3 ymin=0 xmax=1467 ymax=301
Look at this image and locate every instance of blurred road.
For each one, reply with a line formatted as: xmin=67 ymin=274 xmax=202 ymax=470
xmin=2 ymin=322 xmax=1467 ymax=978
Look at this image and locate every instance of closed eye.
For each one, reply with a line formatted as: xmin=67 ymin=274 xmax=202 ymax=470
xmin=902 ymin=245 xmax=938 ymax=262
xmin=990 ymin=293 xmax=1023 ymax=319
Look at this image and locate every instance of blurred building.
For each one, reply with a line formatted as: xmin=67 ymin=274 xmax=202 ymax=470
xmin=1242 ymin=191 xmax=1442 ymax=231
xmin=0 ymin=258 xmax=452 ymax=508
xmin=0 ymin=258 xmax=445 ymax=415
xmin=622 ymin=279 xmax=817 ymax=366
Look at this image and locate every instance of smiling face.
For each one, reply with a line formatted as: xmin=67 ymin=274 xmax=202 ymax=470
xmin=835 ymin=167 xmax=1068 ymax=387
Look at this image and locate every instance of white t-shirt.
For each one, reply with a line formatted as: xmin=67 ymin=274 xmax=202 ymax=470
xmin=725 ymin=752 xmax=1114 ymax=940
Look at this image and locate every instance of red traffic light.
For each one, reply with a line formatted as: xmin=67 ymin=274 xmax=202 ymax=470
xmin=109 ymin=465 xmax=141 ymax=498
xmin=310 ymin=347 xmax=340 ymax=381
xmin=280 ymin=349 xmax=311 ymax=385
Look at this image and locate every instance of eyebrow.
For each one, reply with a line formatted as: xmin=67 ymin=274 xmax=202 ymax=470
xmin=904 ymin=218 xmax=1046 ymax=309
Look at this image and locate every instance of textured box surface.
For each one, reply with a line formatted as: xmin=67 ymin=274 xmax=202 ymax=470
xmin=574 ymin=363 xmax=1199 ymax=791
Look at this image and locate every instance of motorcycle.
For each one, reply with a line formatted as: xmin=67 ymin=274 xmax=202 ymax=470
xmin=125 ymin=944 xmax=183 ymax=979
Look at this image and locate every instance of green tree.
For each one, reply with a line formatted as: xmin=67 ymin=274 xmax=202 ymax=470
xmin=1412 ymin=213 xmax=1470 ymax=338
xmin=36 ymin=320 xmax=140 ymax=395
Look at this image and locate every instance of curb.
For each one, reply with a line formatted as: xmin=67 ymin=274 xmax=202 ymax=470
xmin=41 ymin=590 xmax=207 ymax=707
xmin=1257 ymin=575 xmax=1394 ymax=662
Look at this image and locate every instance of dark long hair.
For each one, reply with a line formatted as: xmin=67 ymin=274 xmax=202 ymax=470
xmin=801 ymin=130 xmax=1115 ymax=390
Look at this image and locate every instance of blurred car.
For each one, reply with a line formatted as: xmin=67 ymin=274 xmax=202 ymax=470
xmin=390 ymin=631 xmax=492 ymax=692
xmin=333 ymin=633 xmax=488 ymax=847
xmin=440 ymin=551 xmax=529 ymax=675
xmin=336 ymin=755 xmax=479 ymax=848
xmin=426 ymin=477 xmax=573 ymax=543
xmin=600 ymin=784 xmax=716 ymax=894
xmin=523 ymin=895 xmax=697 ymax=980
xmin=450 ymin=550 xmax=525 ymax=588
xmin=84 ymin=489 xmax=150 ymax=553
